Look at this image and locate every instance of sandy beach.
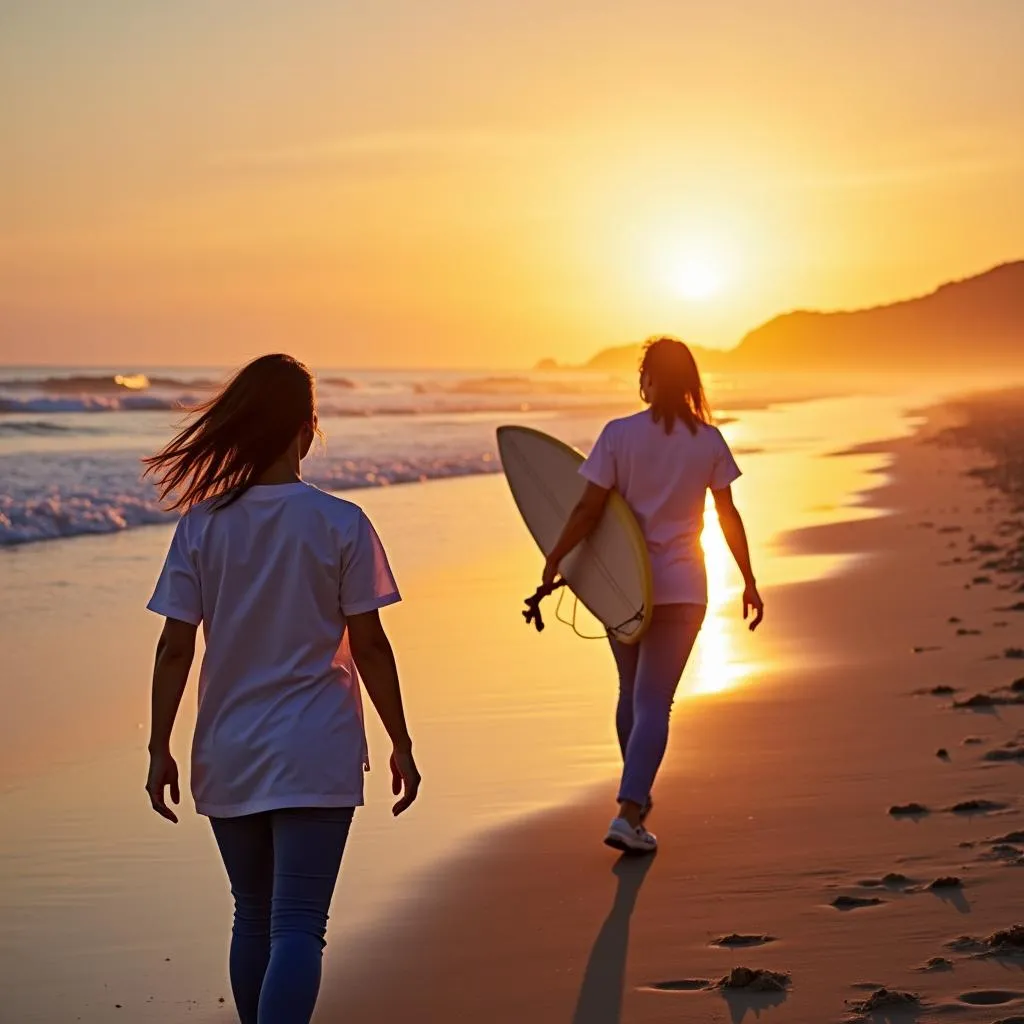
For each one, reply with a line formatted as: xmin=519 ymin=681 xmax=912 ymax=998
xmin=318 ymin=392 xmax=1024 ymax=1024
xmin=3 ymin=387 xmax=1024 ymax=1023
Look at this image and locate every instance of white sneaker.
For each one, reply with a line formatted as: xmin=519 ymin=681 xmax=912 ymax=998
xmin=604 ymin=816 xmax=658 ymax=854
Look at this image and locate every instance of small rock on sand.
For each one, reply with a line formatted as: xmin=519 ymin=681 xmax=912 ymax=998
xmin=985 ymin=925 xmax=1024 ymax=955
xmin=716 ymin=967 xmax=791 ymax=992
xmin=951 ymin=799 xmax=1007 ymax=814
xmin=949 ymin=616 xmax=962 ymax=623
xmin=984 ymin=746 xmax=1024 ymax=762
xmin=1007 ymin=648 xmax=1024 ymax=660
xmin=858 ymin=873 xmax=910 ymax=888
xmin=919 ymin=957 xmax=954 ymax=972
xmin=849 ymin=988 xmax=922 ymax=1013
xmin=929 ymin=876 xmax=963 ymax=889
xmin=937 ymin=748 xmax=950 ymax=759
xmin=889 ymin=803 xmax=929 ymax=816
xmin=990 ymin=831 xmax=1024 ymax=845
xmin=949 ymin=925 xmax=1024 ymax=958
xmin=963 ymin=736 xmax=986 ymax=745
xmin=955 ymin=693 xmax=998 ymax=707
xmin=986 ymin=844 xmax=1024 ymax=861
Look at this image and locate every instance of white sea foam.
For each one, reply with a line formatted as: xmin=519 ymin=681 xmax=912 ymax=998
xmin=0 ymin=367 xmax=632 ymax=547
xmin=0 ymin=450 xmax=511 ymax=546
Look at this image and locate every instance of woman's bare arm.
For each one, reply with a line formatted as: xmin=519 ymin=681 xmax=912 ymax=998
xmin=146 ymin=617 xmax=197 ymax=822
xmin=348 ymin=609 xmax=421 ymax=815
xmin=542 ymin=482 xmax=611 ymax=586
xmin=712 ymin=485 xmax=764 ymax=630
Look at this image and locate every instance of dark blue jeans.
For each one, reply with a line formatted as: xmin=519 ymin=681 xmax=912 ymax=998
xmin=210 ymin=806 xmax=354 ymax=1024
xmin=609 ymin=603 xmax=705 ymax=807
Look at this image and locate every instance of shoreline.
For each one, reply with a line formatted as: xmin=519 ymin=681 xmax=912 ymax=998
xmin=320 ymin=394 xmax=1024 ymax=1024
xmin=2 ymin=387 xmax=1013 ymax=1023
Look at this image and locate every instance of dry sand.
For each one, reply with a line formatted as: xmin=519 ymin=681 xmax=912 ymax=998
xmin=320 ymin=393 xmax=1024 ymax=1024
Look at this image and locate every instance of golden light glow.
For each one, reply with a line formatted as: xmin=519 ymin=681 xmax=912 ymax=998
xmin=0 ymin=4 xmax=1019 ymax=366
xmin=685 ymin=503 xmax=757 ymax=696
xmin=671 ymin=254 xmax=727 ymax=301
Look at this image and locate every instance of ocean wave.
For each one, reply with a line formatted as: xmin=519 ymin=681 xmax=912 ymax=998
xmin=0 ymin=392 xmax=630 ymax=420
xmin=0 ymin=452 xmax=503 ymax=547
xmin=0 ymin=394 xmax=197 ymax=414
xmin=0 ymin=420 xmax=79 ymax=436
xmin=1 ymin=372 xmax=217 ymax=394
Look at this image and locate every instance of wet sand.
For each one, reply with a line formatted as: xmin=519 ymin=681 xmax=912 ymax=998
xmin=320 ymin=393 xmax=1024 ymax=1024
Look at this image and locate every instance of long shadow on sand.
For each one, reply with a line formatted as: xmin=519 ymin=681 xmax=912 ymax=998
xmin=571 ymin=854 xmax=656 ymax=1024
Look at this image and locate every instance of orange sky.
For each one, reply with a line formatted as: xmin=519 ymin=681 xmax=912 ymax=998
xmin=1 ymin=1 xmax=1022 ymax=368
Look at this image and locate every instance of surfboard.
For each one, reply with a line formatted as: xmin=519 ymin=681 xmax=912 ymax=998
xmin=496 ymin=425 xmax=653 ymax=644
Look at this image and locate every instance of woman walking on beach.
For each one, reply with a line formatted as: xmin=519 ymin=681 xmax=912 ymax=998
xmin=543 ymin=337 xmax=762 ymax=854
xmin=142 ymin=354 xmax=420 ymax=1023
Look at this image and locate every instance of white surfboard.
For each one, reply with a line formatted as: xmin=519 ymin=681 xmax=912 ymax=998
xmin=496 ymin=425 xmax=653 ymax=644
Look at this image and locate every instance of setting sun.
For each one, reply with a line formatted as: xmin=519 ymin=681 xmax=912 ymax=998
xmin=672 ymin=256 xmax=727 ymax=301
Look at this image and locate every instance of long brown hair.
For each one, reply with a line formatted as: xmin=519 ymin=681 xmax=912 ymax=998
xmin=639 ymin=336 xmax=712 ymax=435
xmin=143 ymin=354 xmax=318 ymax=511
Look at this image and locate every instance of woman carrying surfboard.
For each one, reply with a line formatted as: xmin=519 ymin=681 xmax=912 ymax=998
xmin=542 ymin=336 xmax=763 ymax=854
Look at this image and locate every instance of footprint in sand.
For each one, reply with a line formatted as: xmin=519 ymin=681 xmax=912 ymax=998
xmin=709 ymin=934 xmax=776 ymax=949
xmin=957 ymin=989 xmax=1023 ymax=1006
xmin=642 ymin=978 xmax=711 ymax=992
xmin=832 ymin=895 xmax=886 ymax=911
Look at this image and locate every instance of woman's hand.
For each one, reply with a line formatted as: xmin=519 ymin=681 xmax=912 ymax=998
xmin=390 ymin=745 xmax=422 ymax=816
xmin=541 ymin=554 xmax=561 ymax=589
xmin=146 ymin=748 xmax=181 ymax=823
xmin=743 ymin=581 xmax=764 ymax=631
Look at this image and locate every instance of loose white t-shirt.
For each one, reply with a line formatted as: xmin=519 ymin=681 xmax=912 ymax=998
xmin=147 ymin=482 xmax=400 ymax=818
xmin=579 ymin=412 xmax=741 ymax=606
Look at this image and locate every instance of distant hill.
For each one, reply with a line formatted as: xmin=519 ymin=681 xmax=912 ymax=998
xmin=561 ymin=262 xmax=1024 ymax=373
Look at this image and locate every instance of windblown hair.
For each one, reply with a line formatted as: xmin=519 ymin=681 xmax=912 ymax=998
xmin=639 ymin=336 xmax=712 ymax=436
xmin=143 ymin=354 xmax=317 ymax=512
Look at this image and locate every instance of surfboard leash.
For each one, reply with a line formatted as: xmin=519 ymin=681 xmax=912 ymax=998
xmin=523 ymin=580 xmax=645 ymax=642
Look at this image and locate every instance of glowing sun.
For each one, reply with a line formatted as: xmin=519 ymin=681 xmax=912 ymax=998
xmin=672 ymin=255 xmax=726 ymax=301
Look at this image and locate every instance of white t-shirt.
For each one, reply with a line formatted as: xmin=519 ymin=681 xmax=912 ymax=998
xmin=147 ymin=481 xmax=400 ymax=818
xmin=579 ymin=412 xmax=741 ymax=606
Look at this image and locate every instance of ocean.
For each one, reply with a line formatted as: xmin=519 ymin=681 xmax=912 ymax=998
xmin=0 ymin=365 xmax=650 ymax=546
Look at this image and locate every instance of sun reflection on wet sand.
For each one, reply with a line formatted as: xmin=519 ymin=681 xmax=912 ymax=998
xmin=684 ymin=505 xmax=758 ymax=696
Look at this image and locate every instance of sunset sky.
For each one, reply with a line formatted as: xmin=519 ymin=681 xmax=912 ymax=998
xmin=2 ymin=1 xmax=1022 ymax=368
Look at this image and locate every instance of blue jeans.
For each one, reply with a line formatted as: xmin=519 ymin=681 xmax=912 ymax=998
xmin=609 ymin=603 xmax=705 ymax=807
xmin=210 ymin=806 xmax=354 ymax=1024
